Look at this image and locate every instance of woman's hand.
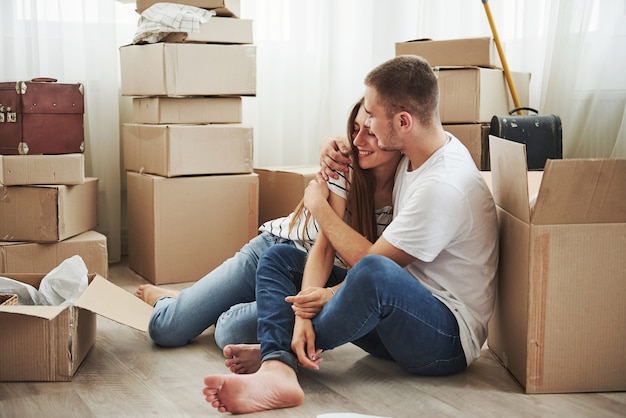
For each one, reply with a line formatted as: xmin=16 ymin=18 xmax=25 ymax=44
xmin=291 ymin=316 xmax=323 ymax=370
xmin=286 ymin=286 xmax=333 ymax=319
xmin=304 ymin=174 xmax=330 ymax=214
xmin=319 ymin=136 xmax=351 ymax=181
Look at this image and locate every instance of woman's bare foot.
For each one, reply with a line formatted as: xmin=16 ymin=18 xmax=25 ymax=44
xmin=203 ymin=360 xmax=304 ymax=414
xmin=134 ymin=284 xmax=180 ymax=306
xmin=223 ymin=344 xmax=262 ymax=374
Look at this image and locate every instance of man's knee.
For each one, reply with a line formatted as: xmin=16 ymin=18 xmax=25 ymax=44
xmin=348 ymin=254 xmax=396 ymax=287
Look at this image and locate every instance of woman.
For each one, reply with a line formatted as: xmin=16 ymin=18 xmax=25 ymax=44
xmin=135 ymin=98 xmax=401 ymax=349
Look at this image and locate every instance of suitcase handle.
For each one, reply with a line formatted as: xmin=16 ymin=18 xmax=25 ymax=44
xmin=31 ymin=77 xmax=58 ymax=83
xmin=509 ymin=107 xmax=538 ymax=115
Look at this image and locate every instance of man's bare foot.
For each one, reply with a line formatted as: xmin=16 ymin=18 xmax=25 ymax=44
xmin=223 ymin=344 xmax=262 ymax=374
xmin=134 ymin=284 xmax=180 ymax=306
xmin=203 ymin=360 xmax=304 ymax=414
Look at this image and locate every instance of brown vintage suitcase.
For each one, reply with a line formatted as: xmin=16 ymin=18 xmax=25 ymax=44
xmin=0 ymin=78 xmax=85 ymax=155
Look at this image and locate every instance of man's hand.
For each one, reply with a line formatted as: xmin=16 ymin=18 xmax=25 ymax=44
xmin=291 ymin=317 xmax=323 ymax=369
xmin=319 ymin=136 xmax=351 ymax=180
xmin=286 ymin=286 xmax=332 ymax=319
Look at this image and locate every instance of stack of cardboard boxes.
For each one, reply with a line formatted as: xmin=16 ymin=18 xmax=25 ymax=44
xmin=120 ymin=0 xmax=259 ymax=285
xmin=396 ymin=37 xmax=531 ymax=169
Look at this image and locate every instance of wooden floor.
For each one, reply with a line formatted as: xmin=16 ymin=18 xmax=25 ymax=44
xmin=1 ymin=258 xmax=625 ymax=418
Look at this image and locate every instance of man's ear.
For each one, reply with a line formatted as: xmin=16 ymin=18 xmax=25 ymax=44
xmin=397 ymin=111 xmax=412 ymax=130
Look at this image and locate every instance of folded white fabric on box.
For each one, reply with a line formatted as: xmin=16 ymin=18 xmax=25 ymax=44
xmin=133 ymin=2 xmax=216 ymax=44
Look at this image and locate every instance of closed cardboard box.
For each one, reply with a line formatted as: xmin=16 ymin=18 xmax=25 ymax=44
xmin=0 ymin=178 xmax=98 ymax=242
xmin=396 ymin=37 xmax=501 ymax=68
xmin=0 ymin=153 xmax=84 ymax=186
xmin=0 ymin=274 xmax=152 ymax=381
xmin=436 ymin=67 xmax=530 ymax=124
xmin=135 ymin=0 xmax=240 ymax=17
xmin=123 ymin=123 xmax=253 ymax=177
xmin=0 ymin=230 xmax=109 ymax=278
xmin=445 ymin=123 xmax=491 ymax=170
xmin=120 ymin=43 xmax=256 ymax=97
xmin=254 ymin=165 xmax=320 ymax=225
xmin=162 ymin=16 xmax=253 ymax=44
xmin=487 ymin=136 xmax=626 ymax=393
xmin=132 ymin=96 xmax=242 ymax=124
xmin=127 ymin=172 xmax=259 ymax=284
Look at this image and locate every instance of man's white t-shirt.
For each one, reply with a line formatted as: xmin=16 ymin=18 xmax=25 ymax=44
xmin=382 ymin=133 xmax=499 ymax=366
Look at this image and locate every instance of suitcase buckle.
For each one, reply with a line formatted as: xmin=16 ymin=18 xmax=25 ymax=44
xmin=0 ymin=105 xmax=4 ymax=123
xmin=5 ymin=107 xmax=16 ymax=123
xmin=18 ymin=142 xmax=29 ymax=155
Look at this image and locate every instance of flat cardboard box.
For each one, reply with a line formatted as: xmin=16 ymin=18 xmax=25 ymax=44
xmin=132 ymin=96 xmax=242 ymax=124
xmin=123 ymin=123 xmax=253 ymax=177
xmin=135 ymin=0 xmax=240 ymax=17
xmin=254 ymin=165 xmax=320 ymax=225
xmin=0 ymin=154 xmax=84 ymax=186
xmin=162 ymin=16 xmax=253 ymax=44
xmin=0 ymin=230 xmax=109 ymax=278
xmin=487 ymin=135 xmax=626 ymax=393
xmin=445 ymin=123 xmax=491 ymax=170
xmin=396 ymin=37 xmax=501 ymax=68
xmin=436 ymin=67 xmax=530 ymax=124
xmin=0 ymin=178 xmax=98 ymax=243
xmin=120 ymin=43 xmax=256 ymax=97
xmin=0 ymin=274 xmax=152 ymax=382
xmin=127 ymin=172 xmax=259 ymax=284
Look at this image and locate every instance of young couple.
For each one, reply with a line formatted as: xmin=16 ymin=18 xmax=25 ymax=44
xmin=137 ymin=55 xmax=499 ymax=415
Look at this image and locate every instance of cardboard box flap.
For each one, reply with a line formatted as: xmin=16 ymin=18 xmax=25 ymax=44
xmin=0 ymin=305 xmax=66 ymax=319
xmin=75 ymin=275 xmax=151 ymax=332
xmin=533 ymin=158 xmax=626 ymax=225
xmin=489 ymin=135 xmax=532 ymax=222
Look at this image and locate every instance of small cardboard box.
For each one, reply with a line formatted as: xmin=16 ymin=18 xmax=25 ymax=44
xmin=436 ymin=67 xmax=530 ymax=124
xmin=487 ymin=135 xmax=626 ymax=393
xmin=120 ymin=43 xmax=256 ymax=97
xmin=0 ymin=230 xmax=109 ymax=278
xmin=132 ymin=96 xmax=242 ymax=124
xmin=0 ymin=274 xmax=152 ymax=382
xmin=0 ymin=178 xmax=98 ymax=242
xmin=162 ymin=16 xmax=253 ymax=44
xmin=123 ymin=123 xmax=253 ymax=177
xmin=135 ymin=0 xmax=240 ymax=17
xmin=0 ymin=154 xmax=84 ymax=186
xmin=396 ymin=37 xmax=501 ymax=68
xmin=127 ymin=172 xmax=259 ymax=284
xmin=254 ymin=165 xmax=320 ymax=225
xmin=444 ymin=123 xmax=491 ymax=170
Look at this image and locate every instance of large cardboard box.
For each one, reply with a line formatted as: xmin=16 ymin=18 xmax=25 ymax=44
xmin=127 ymin=172 xmax=259 ymax=284
xmin=120 ymin=43 xmax=256 ymax=97
xmin=162 ymin=16 xmax=253 ymax=44
xmin=436 ymin=67 xmax=530 ymax=123
xmin=0 ymin=154 xmax=84 ymax=186
xmin=0 ymin=178 xmax=98 ymax=242
xmin=445 ymin=123 xmax=491 ymax=170
xmin=254 ymin=165 xmax=320 ymax=225
xmin=396 ymin=37 xmax=501 ymax=68
xmin=123 ymin=123 xmax=253 ymax=177
xmin=135 ymin=0 xmax=240 ymax=17
xmin=0 ymin=230 xmax=109 ymax=278
xmin=132 ymin=96 xmax=242 ymax=124
xmin=0 ymin=274 xmax=151 ymax=381
xmin=487 ymin=135 xmax=626 ymax=394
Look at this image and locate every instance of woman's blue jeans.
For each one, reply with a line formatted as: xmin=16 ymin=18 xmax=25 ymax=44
xmin=147 ymin=232 xmax=294 ymax=347
xmin=255 ymin=244 xmax=467 ymax=376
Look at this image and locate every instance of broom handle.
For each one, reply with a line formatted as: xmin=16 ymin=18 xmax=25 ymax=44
xmin=482 ymin=0 xmax=522 ymax=113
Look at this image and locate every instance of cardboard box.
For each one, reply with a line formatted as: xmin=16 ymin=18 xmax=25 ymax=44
xmin=396 ymin=37 xmax=501 ymax=68
xmin=120 ymin=43 xmax=256 ymax=97
xmin=0 ymin=230 xmax=109 ymax=278
xmin=0 ymin=154 xmax=84 ymax=186
xmin=132 ymin=96 xmax=242 ymax=124
xmin=445 ymin=123 xmax=491 ymax=170
xmin=487 ymin=135 xmax=626 ymax=393
xmin=436 ymin=67 xmax=530 ymax=123
xmin=162 ymin=16 xmax=253 ymax=44
xmin=0 ymin=273 xmax=152 ymax=382
xmin=135 ymin=0 xmax=240 ymax=17
xmin=254 ymin=165 xmax=320 ymax=225
xmin=127 ymin=172 xmax=259 ymax=284
xmin=123 ymin=123 xmax=253 ymax=177
xmin=0 ymin=178 xmax=98 ymax=242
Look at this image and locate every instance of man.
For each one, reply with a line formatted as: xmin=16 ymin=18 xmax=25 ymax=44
xmin=203 ymin=55 xmax=499 ymax=414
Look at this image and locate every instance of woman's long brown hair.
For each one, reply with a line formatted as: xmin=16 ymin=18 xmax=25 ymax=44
xmin=289 ymin=98 xmax=378 ymax=244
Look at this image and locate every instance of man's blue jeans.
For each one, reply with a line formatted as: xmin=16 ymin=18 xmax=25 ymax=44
xmin=256 ymin=244 xmax=467 ymax=376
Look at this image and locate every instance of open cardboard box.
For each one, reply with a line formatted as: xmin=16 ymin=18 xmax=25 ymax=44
xmin=486 ymin=136 xmax=626 ymax=393
xmin=0 ymin=273 xmax=152 ymax=382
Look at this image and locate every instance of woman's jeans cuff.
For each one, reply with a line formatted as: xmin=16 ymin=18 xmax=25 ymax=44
xmin=262 ymin=350 xmax=299 ymax=372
